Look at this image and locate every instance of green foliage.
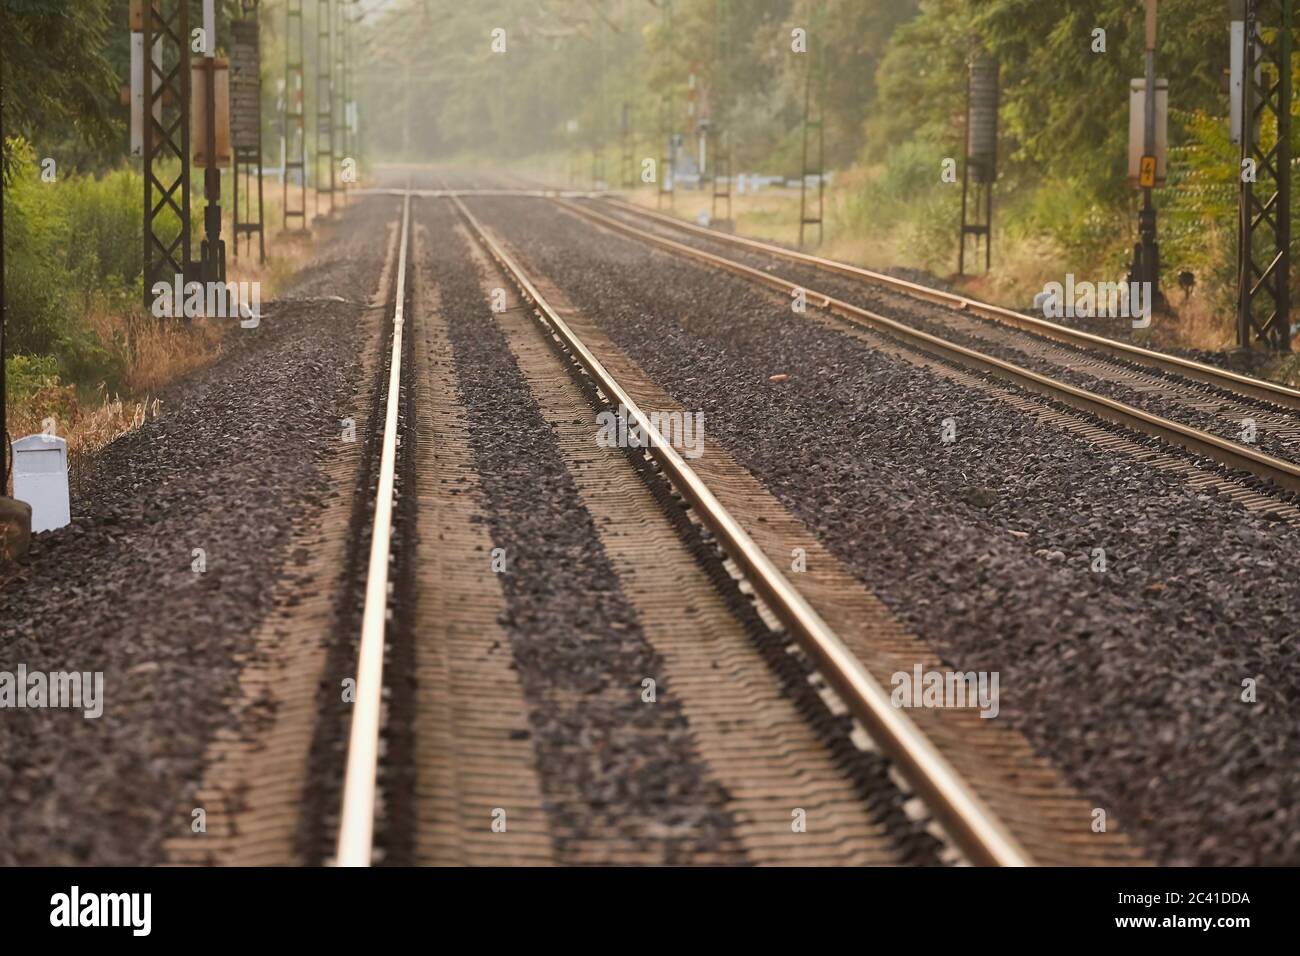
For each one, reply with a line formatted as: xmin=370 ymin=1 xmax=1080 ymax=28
xmin=0 ymin=0 xmax=1282 ymax=376
xmin=1011 ymin=176 xmax=1130 ymax=270
xmin=844 ymin=138 xmax=961 ymax=272
xmin=3 ymin=354 xmax=60 ymax=404
xmin=60 ymin=162 xmax=145 ymax=300
xmin=972 ymin=0 xmax=1227 ymax=193
xmin=343 ymin=0 xmax=1283 ymax=322
xmin=359 ymin=0 xmax=915 ymax=171
xmin=3 ymin=141 xmax=138 ymax=392
xmin=1 ymin=0 xmax=120 ymax=178
xmin=867 ymin=0 xmax=975 ymax=163
xmin=855 ymin=0 xmax=1277 ymax=324
xmin=3 ymin=354 xmax=80 ymax=436
xmin=1162 ymin=109 xmax=1240 ymax=312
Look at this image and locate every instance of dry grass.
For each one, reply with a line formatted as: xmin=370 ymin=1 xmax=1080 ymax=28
xmin=227 ymin=179 xmax=340 ymax=295
xmin=622 ymin=176 xmax=957 ymax=281
xmin=93 ymin=307 xmax=228 ymax=395
xmin=5 ymin=177 xmax=343 ymax=492
xmin=1148 ymin=293 xmax=1236 ymax=353
xmin=8 ymin=307 xmax=226 ymax=483
xmin=7 ymin=380 xmax=162 ymax=482
xmin=623 ymin=181 xmax=812 ymax=250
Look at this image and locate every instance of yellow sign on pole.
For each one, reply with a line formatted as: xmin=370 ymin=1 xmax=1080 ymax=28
xmin=1128 ymin=78 xmax=1168 ymax=188
xmin=1139 ymin=155 xmax=1158 ymax=189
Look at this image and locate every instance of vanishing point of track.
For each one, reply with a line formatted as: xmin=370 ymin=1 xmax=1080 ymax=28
xmin=331 ymin=187 xmax=1035 ymax=867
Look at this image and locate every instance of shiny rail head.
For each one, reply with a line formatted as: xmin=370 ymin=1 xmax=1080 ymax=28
xmin=334 ymin=193 xmax=415 ymax=868
xmin=559 ymin=197 xmax=1300 ymax=498
xmin=450 ymin=192 xmax=1034 ymax=867
xmin=593 ymin=195 xmax=1300 ymax=412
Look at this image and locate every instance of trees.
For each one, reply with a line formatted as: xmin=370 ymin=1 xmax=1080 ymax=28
xmin=1 ymin=0 xmax=120 ymax=179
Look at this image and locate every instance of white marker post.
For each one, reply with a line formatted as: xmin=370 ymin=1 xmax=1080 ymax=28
xmin=12 ymin=435 xmax=71 ymax=533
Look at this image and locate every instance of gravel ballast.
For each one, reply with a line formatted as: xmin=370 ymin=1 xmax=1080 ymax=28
xmin=589 ymin=201 xmax=1300 ymax=468
xmin=414 ymin=198 xmax=747 ymax=863
xmin=0 ymin=197 xmax=400 ymax=865
xmin=470 ymin=194 xmax=1300 ymax=866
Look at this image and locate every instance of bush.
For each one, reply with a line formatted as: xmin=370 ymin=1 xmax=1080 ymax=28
xmin=842 ymin=138 xmax=962 ymax=272
xmin=4 ymin=354 xmax=61 ymax=404
xmin=1011 ymin=177 xmax=1130 ymax=273
xmin=61 ymin=165 xmax=143 ymax=302
xmin=3 ymin=354 xmax=79 ymax=445
xmin=3 ymin=139 xmax=142 ymax=393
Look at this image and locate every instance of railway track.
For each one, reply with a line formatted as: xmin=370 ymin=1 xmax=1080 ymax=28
xmin=335 ymin=194 xmax=413 ymax=866
xmin=31 ymin=173 xmax=1287 ymax=868
xmin=176 ymin=178 xmax=1282 ymax=868
xmin=567 ymin=197 xmax=1300 ymax=499
xmin=596 ymin=197 xmax=1300 ymax=409
xmin=449 ymin=194 xmax=1033 ymax=865
xmin=329 ymin=186 xmax=1077 ymax=867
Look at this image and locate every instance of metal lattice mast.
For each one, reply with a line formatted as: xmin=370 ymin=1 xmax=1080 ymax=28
xmin=232 ymin=1 xmax=266 ymax=264
xmin=617 ymin=0 xmax=636 ymax=189
xmin=658 ymin=0 xmax=674 ymax=208
xmin=284 ymin=0 xmax=308 ymax=231
xmin=798 ymin=6 xmax=825 ymax=249
xmin=620 ymin=101 xmax=635 ymax=188
xmin=1237 ymin=0 xmax=1293 ymax=350
xmin=591 ymin=3 xmax=607 ymax=190
xmin=315 ymin=0 xmax=335 ymax=218
xmin=344 ymin=1 xmax=355 ymax=187
xmin=334 ymin=0 xmax=347 ymax=203
xmin=196 ymin=0 xmax=226 ymax=287
xmin=711 ymin=0 xmax=732 ymax=223
xmin=142 ymin=0 xmax=192 ymax=307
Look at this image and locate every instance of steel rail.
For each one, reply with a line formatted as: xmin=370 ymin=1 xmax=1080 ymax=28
xmin=353 ymin=188 xmax=602 ymax=199
xmin=451 ymin=194 xmax=1033 ymax=868
xmin=335 ymin=192 xmax=412 ymax=867
xmin=558 ymin=198 xmax=1300 ymax=496
xmin=596 ymin=195 xmax=1300 ymax=412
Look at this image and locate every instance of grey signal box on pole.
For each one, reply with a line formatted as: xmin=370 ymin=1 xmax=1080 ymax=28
xmin=967 ymin=56 xmax=999 ymax=183
xmin=959 ymin=53 xmax=998 ymax=274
